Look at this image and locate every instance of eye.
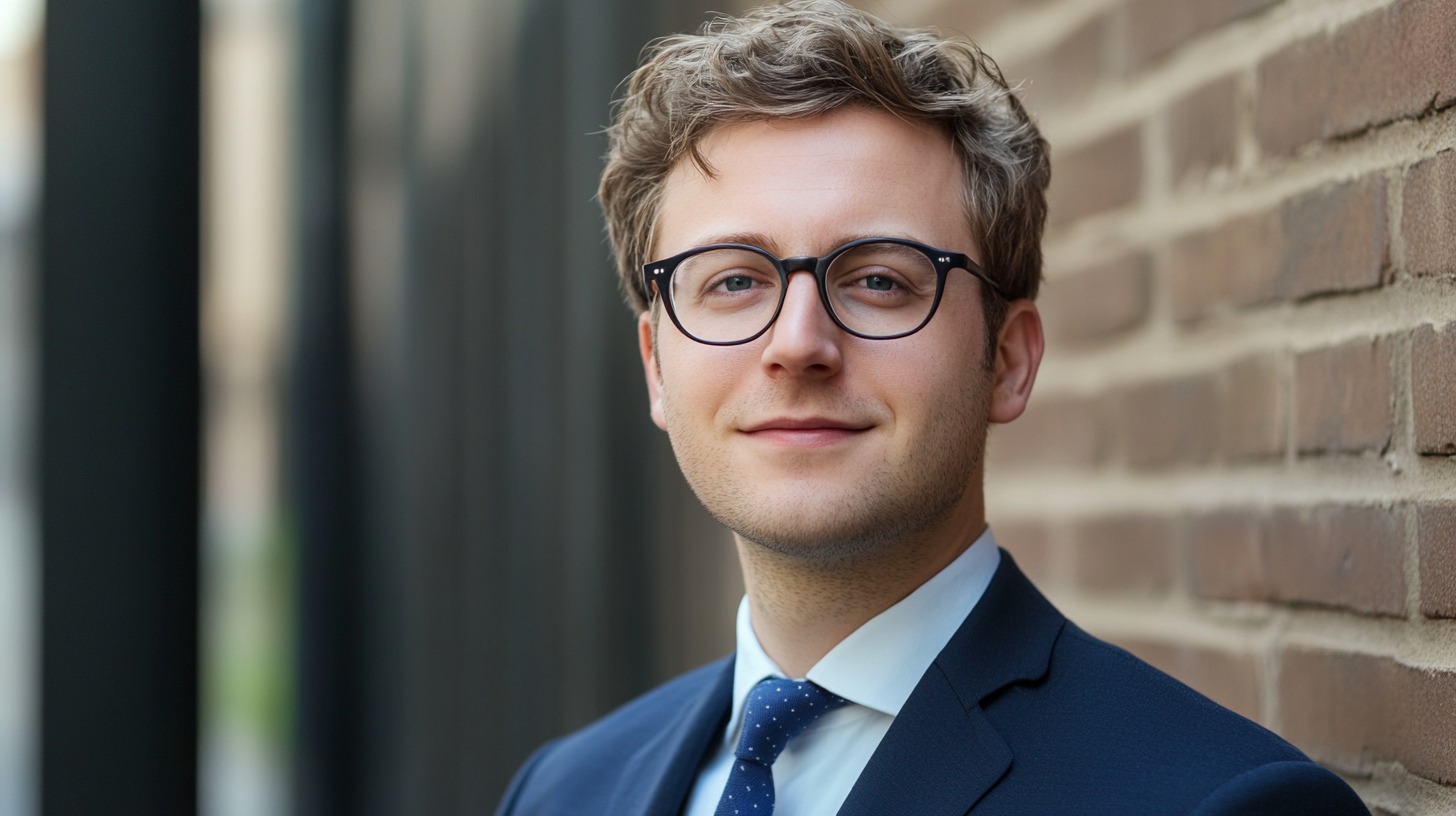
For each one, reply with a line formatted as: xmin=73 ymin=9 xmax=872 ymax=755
xmin=721 ymin=274 xmax=756 ymax=292
xmin=842 ymin=267 xmax=907 ymax=293
xmin=676 ymin=249 xmax=778 ymax=301
xmin=861 ymin=274 xmax=897 ymax=292
xmin=702 ymin=268 xmax=775 ymax=296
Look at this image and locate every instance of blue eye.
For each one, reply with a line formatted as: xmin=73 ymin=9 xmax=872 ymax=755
xmin=723 ymin=275 xmax=755 ymax=292
xmin=863 ymin=274 xmax=896 ymax=291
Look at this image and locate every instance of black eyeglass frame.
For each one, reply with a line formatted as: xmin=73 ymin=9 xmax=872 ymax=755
xmin=641 ymin=237 xmax=1004 ymax=346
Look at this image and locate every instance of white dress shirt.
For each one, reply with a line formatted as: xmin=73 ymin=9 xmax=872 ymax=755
xmin=683 ymin=529 xmax=1001 ymax=816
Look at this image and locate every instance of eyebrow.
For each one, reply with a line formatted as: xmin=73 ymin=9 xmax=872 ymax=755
xmin=683 ymin=231 xmax=938 ymax=257
xmin=687 ymin=232 xmax=780 ymax=253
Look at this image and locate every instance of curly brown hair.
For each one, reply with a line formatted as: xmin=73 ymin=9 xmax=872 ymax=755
xmin=599 ymin=0 xmax=1050 ymax=344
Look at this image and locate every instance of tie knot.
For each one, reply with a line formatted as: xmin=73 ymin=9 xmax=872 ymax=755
xmin=733 ymin=678 xmax=849 ymax=767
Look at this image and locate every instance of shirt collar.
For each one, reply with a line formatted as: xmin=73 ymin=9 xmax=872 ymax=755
xmin=725 ymin=529 xmax=1001 ymax=743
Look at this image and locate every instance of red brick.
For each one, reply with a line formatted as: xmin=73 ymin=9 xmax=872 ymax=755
xmin=1266 ymin=506 xmax=1406 ymax=616
xmin=987 ymin=395 xmax=1105 ymax=470
xmin=1049 ymin=125 xmax=1143 ymax=226
xmin=1329 ymin=0 xmax=1456 ymax=137
xmin=1185 ymin=510 xmax=1267 ymax=601
xmin=1404 ymin=661 xmax=1456 ymax=784
xmin=1119 ymin=374 xmax=1220 ymax=468
xmin=1404 ymin=150 xmax=1456 ymax=279
xmin=1070 ymin=515 xmax=1174 ymax=593
xmin=1280 ymin=649 xmax=1456 ymax=782
xmin=1221 ymin=355 xmax=1285 ymax=460
xmin=1117 ymin=638 xmax=1262 ymax=722
xmin=1040 ymin=254 xmax=1151 ymax=344
xmin=1294 ymin=337 xmax=1393 ymax=454
xmin=1257 ymin=1 xmax=1456 ymax=153
xmin=1169 ymin=210 xmax=1283 ymax=321
xmin=1278 ymin=649 xmax=1391 ymax=771
xmin=1419 ymin=501 xmax=1456 ymax=618
xmin=1004 ymin=15 xmax=1108 ymax=116
xmin=1254 ymin=35 xmax=1331 ymax=155
xmin=1412 ymin=324 xmax=1456 ymax=455
xmin=1123 ymin=0 xmax=1281 ymax=72
xmin=1168 ymin=76 xmax=1239 ymax=184
xmin=994 ymin=520 xmax=1057 ymax=588
xmin=1281 ymin=178 xmax=1389 ymax=300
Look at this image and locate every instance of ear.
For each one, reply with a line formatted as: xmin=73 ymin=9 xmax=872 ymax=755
xmin=638 ymin=311 xmax=668 ymax=431
xmin=988 ymin=299 xmax=1043 ymax=424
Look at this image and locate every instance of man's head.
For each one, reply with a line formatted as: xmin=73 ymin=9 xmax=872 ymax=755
xmin=599 ymin=0 xmax=1050 ymax=345
xmin=603 ymin=1 xmax=1047 ymax=567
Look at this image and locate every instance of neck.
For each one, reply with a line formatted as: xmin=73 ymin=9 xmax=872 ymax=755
xmin=737 ymin=507 xmax=985 ymax=679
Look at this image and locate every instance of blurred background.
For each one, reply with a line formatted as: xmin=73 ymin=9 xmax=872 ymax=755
xmin=2 ymin=0 xmax=1453 ymax=814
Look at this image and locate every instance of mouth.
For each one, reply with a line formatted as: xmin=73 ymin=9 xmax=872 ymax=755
xmin=739 ymin=416 xmax=873 ymax=448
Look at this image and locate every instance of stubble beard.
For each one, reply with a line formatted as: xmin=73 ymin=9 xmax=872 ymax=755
xmin=664 ymin=377 xmax=992 ymax=569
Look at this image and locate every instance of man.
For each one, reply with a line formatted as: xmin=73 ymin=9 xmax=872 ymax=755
xmin=498 ymin=2 xmax=1371 ymax=814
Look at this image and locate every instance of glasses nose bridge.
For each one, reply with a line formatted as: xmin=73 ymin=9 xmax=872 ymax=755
xmin=769 ymin=253 xmax=838 ymax=333
xmin=775 ymin=254 xmax=828 ymax=305
xmin=779 ymin=255 xmax=821 ymax=277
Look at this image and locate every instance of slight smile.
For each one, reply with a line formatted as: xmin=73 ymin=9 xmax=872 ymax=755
xmin=739 ymin=417 xmax=874 ymax=448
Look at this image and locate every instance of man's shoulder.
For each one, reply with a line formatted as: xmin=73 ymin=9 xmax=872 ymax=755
xmin=496 ymin=656 xmax=731 ymax=816
xmin=964 ymin=553 xmax=1308 ymax=761
xmin=924 ymin=555 xmax=1366 ymax=812
xmin=980 ymin=620 xmax=1365 ymax=813
xmin=1045 ymin=622 xmax=1299 ymax=751
xmin=554 ymin=656 xmax=731 ymax=754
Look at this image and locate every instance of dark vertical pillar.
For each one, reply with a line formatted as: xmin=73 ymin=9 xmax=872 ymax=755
xmin=289 ymin=0 xmax=363 ymax=814
xmin=38 ymin=1 xmax=201 ymax=814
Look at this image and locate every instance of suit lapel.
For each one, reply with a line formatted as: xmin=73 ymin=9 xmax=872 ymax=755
xmin=837 ymin=664 xmax=1011 ymax=816
xmin=606 ymin=656 xmax=734 ymax=816
xmin=839 ymin=552 xmax=1066 ymax=816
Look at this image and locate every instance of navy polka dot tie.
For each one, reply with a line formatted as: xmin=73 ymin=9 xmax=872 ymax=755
xmin=713 ymin=678 xmax=850 ymax=816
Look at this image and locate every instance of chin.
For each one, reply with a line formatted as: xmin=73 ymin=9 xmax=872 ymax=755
xmin=678 ymin=434 xmax=985 ymax=564
xmin=714 ymin=499 xmax=957 ymax=566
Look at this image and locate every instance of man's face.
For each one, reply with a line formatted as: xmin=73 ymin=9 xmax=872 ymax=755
xmin=640 ymin=107 xmax=1011 ymax=562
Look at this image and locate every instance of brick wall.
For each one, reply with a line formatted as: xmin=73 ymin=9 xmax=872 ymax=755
xmin=873 ymin=0 xmax=1456 ymax=811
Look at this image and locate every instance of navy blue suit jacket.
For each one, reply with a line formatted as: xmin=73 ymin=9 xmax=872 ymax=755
xmin=498 ymin=552 xmax=1369 ymax=815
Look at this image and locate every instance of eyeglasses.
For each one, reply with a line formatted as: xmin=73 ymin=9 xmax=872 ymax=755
xmin=642 ymin=237 xmax=1002 ymax=346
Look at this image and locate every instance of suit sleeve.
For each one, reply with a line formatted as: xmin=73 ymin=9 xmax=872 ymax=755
xmin=1188 ymin=761 xmax=1370 ymax=816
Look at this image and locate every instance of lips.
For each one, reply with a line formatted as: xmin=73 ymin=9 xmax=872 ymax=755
xmin=740 ymin=416 xmax=872 ymax=433
xmin=739 ymin=416 xmax=873 ymax=448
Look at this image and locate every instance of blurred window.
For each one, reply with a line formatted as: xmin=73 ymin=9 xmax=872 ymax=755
xmin=0 ymin=1 xmax=42 ymax=814
xmin=201 ymin=0 xmax=294 ymax=813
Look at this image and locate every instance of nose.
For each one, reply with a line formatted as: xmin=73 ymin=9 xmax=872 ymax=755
xmin=759 ymin=270 xmax=844 ymax=378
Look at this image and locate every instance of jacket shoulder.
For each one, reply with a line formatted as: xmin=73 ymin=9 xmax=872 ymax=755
xmin=496 ymin=657 xmax=730 ymax=815
xmin=546 ymin=657 xmax=729 ymax=758
xmin=1189 ymin=761 xmax=1371 ymax=816
xmin=978 ymin=622 xmax=1365 ymax=813
xmin=1057 ymin=623 xmax=1302 ymax=751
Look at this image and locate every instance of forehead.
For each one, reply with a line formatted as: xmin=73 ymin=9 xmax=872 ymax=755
xmin=654 ymin=107 xmax=972 ymax=260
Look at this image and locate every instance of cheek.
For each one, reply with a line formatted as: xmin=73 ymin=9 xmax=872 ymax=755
xmin=657 ymin=343 xmax=742 ymax=422
xmin=863 ymin=336 xmax=980 ymax=405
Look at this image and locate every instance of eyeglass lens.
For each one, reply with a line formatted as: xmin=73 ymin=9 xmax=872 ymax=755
xmin=667 ymin=242 xmax=939 ymax=343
